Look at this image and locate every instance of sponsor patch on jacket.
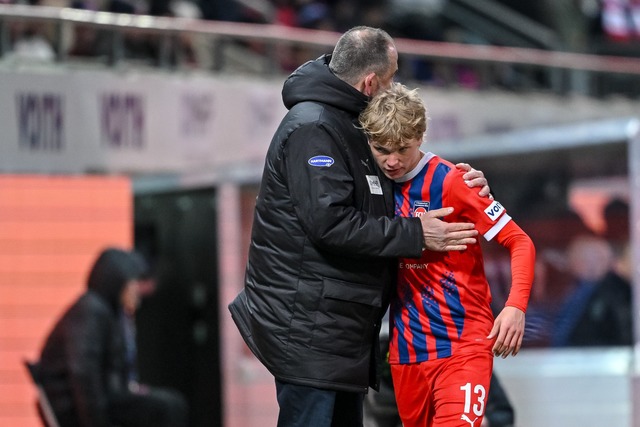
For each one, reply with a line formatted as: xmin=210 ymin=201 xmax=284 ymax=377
xmin=413 ymin=201 xmax=430 ymax=217
xmin=484 ymin=200 xmax=505 ymax=221
xmin=366 ymin=175 xmax=383 ymax=195
xmin=308 ymin=155 xmax=334 ymax=167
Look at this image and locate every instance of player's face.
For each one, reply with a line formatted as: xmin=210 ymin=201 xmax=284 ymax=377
xmin=369 ymin=137 xmax=423 ymax=180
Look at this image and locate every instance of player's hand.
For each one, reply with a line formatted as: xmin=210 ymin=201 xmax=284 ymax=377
xmin=419 ymin=207 xmax=478 ymax=252
xmin=456 ymin=163 xmax=492 ymax=198
xmin=488 ymin=306 xmax=526 ymax=358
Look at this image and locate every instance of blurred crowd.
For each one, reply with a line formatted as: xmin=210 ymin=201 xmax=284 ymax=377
xmin=0 ymin=0 xmax=638 ymax=99
xmin=2 ymin=0 xmax=210 ymax=65
xmin=2 ymin=0 xmax=639 ymax=91
xmin=485 ymin=197 xmax=632 ymax=349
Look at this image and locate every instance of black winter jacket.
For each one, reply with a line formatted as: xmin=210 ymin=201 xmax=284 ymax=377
xmin=38 ymin=248 xmax=142 ymax=427
xmin=229 ymin=55 xmax=424 ymax=393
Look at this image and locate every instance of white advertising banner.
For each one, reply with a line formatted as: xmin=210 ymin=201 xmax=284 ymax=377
xmin=1 ymin=66 xmax=637 ymax=176
xmin=0 ymin=67 xmax=286 ymax=175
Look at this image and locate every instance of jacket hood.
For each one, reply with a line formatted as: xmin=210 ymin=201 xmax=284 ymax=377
xmin=282 ymin=54 xmax=369 ymax=115
xmin=86 ymin=248 xmax=143 ymax=312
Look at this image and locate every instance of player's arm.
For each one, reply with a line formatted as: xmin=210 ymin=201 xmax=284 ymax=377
xmin=487 ymin=221 xmax=536 ymax=358
xmin=419 ymin=162 xmax=492 ymax=252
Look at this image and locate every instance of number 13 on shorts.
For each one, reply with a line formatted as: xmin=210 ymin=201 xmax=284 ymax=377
xmin=460 ymin=382 xmax=486 ymax=422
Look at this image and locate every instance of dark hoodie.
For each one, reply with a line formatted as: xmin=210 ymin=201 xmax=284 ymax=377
xmin=86 ymin=248 xmax=142 ymax=312
xmin=38 ymin=248 xmax=142 ymax=427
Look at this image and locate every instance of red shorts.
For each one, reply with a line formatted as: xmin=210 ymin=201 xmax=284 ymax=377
xmin=391 ymin=350 xmax=493 ymax=427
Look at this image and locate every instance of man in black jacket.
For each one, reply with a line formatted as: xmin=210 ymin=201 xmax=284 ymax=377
xmin=37 ymin=247 xmax=188 ymax=427
xmin=229 ymin=26 xmax=490 ymax=427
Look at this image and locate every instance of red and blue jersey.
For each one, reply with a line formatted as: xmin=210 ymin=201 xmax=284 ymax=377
xmin=389 ymin=152 xmax=512 ymax=365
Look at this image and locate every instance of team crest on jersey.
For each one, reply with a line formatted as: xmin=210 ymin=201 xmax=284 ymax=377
xmin=413 ymin=201 xmax=430 ymax=217
xmin=484 ymin=200 xmax=505 ymax=221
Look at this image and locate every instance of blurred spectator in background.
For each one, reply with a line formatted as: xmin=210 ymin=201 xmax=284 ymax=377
xmin=550 ymin=234 xmax=614 ymax=347
xmin=562 ymin=240 xmax=632 ymax=347
xmin=5 ymin=24 xmax=56 ymax=61
xmin=556 ymin=198 xmax=633 ymax=347
xmin=3 ymin=0 xmax=56 ymax=62
xmin=36 ymin=247 xmax=188 ymax=427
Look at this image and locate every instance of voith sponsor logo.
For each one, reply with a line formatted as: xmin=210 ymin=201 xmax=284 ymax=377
xmin=308 ymin=155 xmax=334 ymax=167
xmin=17 ymin=92 xmax=65 ymax=151
xmin=181 ymin=92 xmax=213 ymax=137
xmin=101 ymin=93 xmax=145 ymax=149
xmin=484 ymin=200 xmax=505 ymax=221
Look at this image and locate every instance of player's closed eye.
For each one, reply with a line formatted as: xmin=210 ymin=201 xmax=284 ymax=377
xmin=372 ymin=145 xmax=391 ymax=155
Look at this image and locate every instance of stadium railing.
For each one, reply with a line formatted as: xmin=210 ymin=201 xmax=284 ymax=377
xmin=1 ymin=4 xmax=639 ymax=98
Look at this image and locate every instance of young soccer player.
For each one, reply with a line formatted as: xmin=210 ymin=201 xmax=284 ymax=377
xmin=359 ymin=83 xmax=535 ymax=427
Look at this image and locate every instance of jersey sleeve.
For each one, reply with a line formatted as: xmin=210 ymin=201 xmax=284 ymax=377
xmin=494 ymin=220 xmax=536 ymax=312
xmin=444 ymin=169 xmax=535 ymax=312
xmin=445 ymin=170 xmax=511 ymax=241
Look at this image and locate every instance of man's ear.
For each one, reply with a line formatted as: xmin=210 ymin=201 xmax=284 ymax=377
xmin=362 ymin=72 xmax=377 ymax=97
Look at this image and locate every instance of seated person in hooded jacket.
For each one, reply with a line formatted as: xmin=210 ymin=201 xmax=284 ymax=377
xmin=36 ymin=247 xmax=188 ymax=427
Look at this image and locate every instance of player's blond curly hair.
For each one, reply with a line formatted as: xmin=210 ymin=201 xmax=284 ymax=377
xmin=359 ymin=82 xmax=428 ymax=149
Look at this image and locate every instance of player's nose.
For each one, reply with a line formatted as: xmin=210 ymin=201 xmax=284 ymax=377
xmin=386 ymin=154 xmax=400 ymax=166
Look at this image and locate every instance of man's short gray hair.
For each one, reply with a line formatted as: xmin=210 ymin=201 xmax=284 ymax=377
xmin=329 ymin=26 xmax=395 ymax=86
